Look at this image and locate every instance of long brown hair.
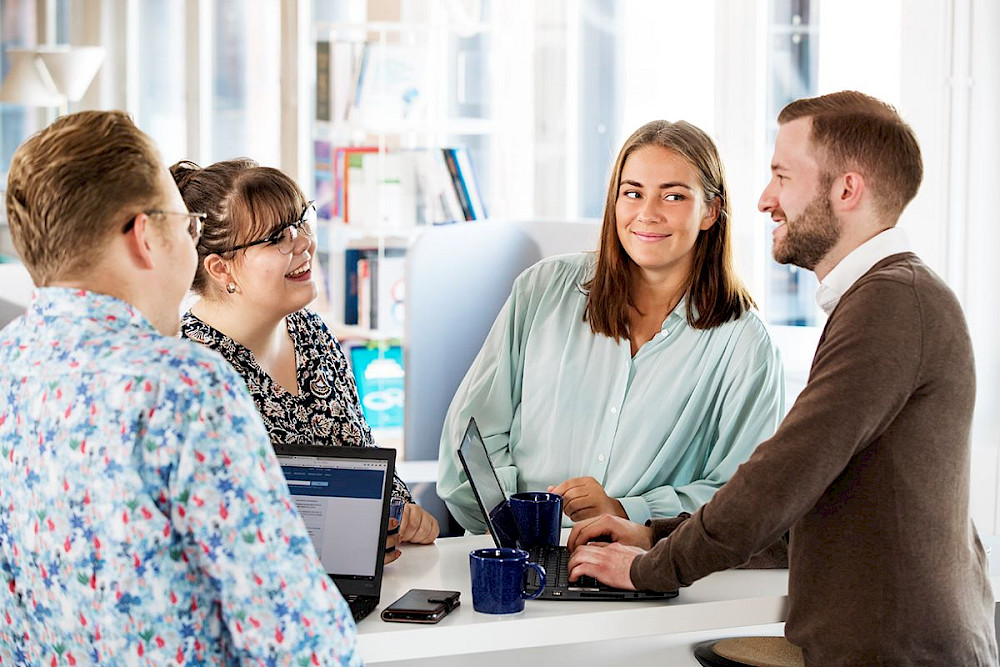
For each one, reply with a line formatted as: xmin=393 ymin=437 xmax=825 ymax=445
xmin=584 ymin=120 xmax=754 ymax=340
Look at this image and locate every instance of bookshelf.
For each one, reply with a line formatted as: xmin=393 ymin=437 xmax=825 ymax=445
xmin=308 ymin=1 xmax=522 ymax=462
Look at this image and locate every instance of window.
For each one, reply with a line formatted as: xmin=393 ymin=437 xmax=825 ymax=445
xmin=136 ymin=1 xmax=186 ymax=166
xmin=763 ymin=0 xmax=821 ymax=326
xmin=1 ymin=0 xmax=41 ymax=178
xmin=212 ymin=0 xmax=280 ymax=165
xmin=133 ymin=1 xmax=280 ymax=168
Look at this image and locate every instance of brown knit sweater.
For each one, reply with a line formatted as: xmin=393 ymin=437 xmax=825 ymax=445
xmin=630 ymin=253 xmax=997 ymax=666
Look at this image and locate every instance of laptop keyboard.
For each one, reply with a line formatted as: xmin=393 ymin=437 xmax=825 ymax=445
xmin=525 ymin=545 xmax=603 ymax=591
xmin=346 ymin=594 xmax=378 ymax=622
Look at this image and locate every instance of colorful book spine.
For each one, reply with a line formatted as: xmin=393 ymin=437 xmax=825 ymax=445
xmin=441 ymin=148 xmax=474 ymax=221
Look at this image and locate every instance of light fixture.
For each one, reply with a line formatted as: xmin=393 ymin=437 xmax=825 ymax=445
xmin=0 ymin=46 xmax=104 ymax=115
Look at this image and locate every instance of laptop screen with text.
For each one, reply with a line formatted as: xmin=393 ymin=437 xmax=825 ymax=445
xmin=278 ymin=454 xmax=387 ymax=578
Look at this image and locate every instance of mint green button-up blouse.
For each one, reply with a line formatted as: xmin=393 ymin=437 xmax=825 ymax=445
xmin=437 ymin=253 xmax=785 ymax=532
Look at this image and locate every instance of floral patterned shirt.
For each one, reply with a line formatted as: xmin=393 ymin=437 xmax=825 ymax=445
xmin=181 ymin=309 xmax=411 ymax=502
xmin=0 ymin=288 xmax=361 ymax=666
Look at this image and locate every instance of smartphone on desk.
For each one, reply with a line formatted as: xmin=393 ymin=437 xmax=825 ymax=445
xmin=380 ymin=588 xmax=461 ymax=624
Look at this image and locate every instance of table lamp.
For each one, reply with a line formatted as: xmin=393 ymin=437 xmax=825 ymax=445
xmin=0 ymin=46 xmax=105 ymax=115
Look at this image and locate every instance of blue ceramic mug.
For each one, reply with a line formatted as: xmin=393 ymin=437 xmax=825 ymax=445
xmin=509 ymin=491 xmax=562 ymax=549
xmin=469 ymin=547 xmax=546 ymax=614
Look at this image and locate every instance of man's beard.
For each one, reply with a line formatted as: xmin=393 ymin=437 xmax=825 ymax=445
xmin=772 ymin=189 xmax=841 ymax=271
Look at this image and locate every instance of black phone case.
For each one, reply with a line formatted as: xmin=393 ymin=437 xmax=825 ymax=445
xmin=380 ymin=588 xmax=461 ymax=624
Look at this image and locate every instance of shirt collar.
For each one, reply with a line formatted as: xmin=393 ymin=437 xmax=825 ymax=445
xmin=815 ymin=227 xmax=911 ymax=315
xmin=660 ymin=296 xmax=689 ymax=332
xmin=29 ymin=287 xmax=158 ymax=335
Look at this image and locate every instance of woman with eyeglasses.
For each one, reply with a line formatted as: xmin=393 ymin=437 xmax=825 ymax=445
xmin=172 ymin=159 xmax=439 ymax=559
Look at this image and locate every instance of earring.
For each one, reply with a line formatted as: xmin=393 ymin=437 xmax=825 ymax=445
xmin=226 ymin=282 xmax=237 ymax=294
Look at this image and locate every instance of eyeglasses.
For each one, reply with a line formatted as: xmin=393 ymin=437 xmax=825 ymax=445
xmin=122 ymin=210 xmax=207 ymax=243
xmin=216 ymin=200 xmax=316 ymax=256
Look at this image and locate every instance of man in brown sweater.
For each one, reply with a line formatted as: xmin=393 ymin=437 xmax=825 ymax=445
xmin=567 ymin=91 xmax=998 ymax=666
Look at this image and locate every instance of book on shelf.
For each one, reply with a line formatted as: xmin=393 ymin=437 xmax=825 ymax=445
xmin=316 ymin=38 xmax=367 ymax=124
xmin=314 ymin=140 xmax=334 ymax=221
xmin=344 ymin=247 xmax=407 ymax=333
xmin=453 ymin=146 xmax=488 ymax=220
xmin=315 ymin=40 xmax=331 ymax=122
xmin=334 ymin=146 xmax=379 ymax=220
xmin=324 ymin=147 xmax=486 ymax=227
xmin=415 ymin=148 xmax=465 ymax=224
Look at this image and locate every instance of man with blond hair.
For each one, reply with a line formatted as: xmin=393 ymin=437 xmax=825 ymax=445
xmin=567 ymin=91 xmax=997 ymax=665
xmin=0 ymin=111 xmax=360 ymax=665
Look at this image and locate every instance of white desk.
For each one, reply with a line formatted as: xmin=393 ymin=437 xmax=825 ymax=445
xmin=356 ymin=532 xmax=790 ymax=665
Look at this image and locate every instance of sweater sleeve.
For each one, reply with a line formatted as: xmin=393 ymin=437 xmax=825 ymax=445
xmin=630 ymin=275 xmax=922 ymax=591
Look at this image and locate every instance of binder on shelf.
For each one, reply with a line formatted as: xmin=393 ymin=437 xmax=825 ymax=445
xmin=343 ymin=248 xmax=363 ymax=325
xmin=343 ymin=247 xmax=407 ymax=332
xmin=315 ymin=40 xmax=331 ymax=122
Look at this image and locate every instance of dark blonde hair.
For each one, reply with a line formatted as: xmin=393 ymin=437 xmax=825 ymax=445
xmin=6 ymin=110 xmax=162 ymax=284
xmin=779 ymin=91 xmax=922 ymax=222
xmin=584 ymin=120 xmax=754 ymax=339
xmin=170 ymin=159 xmax=307 ymax=296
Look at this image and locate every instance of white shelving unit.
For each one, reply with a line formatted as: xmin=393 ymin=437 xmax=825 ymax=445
xmin=305 ymin=2 xmax=534 ymax=470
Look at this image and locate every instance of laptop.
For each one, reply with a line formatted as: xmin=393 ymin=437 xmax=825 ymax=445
xmin=457 ymin=417 xmax=678 ymax=601
xmin=275 ymin=444 xmax=396 ymax=622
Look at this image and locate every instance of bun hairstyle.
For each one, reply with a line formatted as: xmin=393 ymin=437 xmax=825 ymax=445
xmin=170 ymin=160 xmax=203 ymax=193
xmin=170 ymin=158 xmax=307 ymax=297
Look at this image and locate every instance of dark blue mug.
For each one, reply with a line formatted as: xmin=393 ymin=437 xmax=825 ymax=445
xmin=469 ymin=547 xmax=546 ymax=614
xmin=509 ymin=492 xmax=562 ymax=549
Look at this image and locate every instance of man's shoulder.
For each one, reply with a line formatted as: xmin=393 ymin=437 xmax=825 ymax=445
xmin=852 ymin=253 xmax=959 ymax=310
xmin=132 ymin=334 xmax=241 ymax=387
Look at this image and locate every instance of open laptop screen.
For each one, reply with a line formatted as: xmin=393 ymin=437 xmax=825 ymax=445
xmin=458 ymin=417 xmax=520 ymax=548
xmin=277 ymin=452 xmax=388 ymax=579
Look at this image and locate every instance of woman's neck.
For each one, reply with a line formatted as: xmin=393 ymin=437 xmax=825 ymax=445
xmin=630 ymin=270 xmax=688 ymax=319
xmin=190 ymin=297 xmax=287 ymax=361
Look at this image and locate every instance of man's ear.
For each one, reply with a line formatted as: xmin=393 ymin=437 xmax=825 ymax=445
xmin=122 ymin=213 xmax=157 ymax=270
xmin=832 ymin=171 xmax=865 ymax=213
xmin=202 ymin=253 xmax=233 ymax=289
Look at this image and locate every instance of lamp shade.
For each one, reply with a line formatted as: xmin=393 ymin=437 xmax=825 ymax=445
xmin=37 ymin=46 xmax=104 ymax=102
xmin=0 ymin=49 xmax=62 ymax=106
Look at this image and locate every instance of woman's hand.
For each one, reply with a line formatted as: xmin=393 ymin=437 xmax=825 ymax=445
xmin=399 ymin=503 xmax=439 ymax=544
xmin=549 ymin=477 xmax=628 ymax=521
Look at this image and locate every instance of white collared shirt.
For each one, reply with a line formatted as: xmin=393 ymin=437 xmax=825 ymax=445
xmin=815 ymin=227 xmax=912 ymax=315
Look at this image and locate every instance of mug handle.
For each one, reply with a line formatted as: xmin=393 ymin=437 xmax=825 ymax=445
xmin=522 ymin=562 xmax=546 ymax=600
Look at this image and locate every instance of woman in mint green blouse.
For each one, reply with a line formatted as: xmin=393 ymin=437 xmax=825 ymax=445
xmin=438 ymin=120 xmax=785 ymax=532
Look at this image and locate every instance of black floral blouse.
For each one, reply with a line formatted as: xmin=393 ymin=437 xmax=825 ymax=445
xmin=181 ymin=308 xmax=411 ymax=501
